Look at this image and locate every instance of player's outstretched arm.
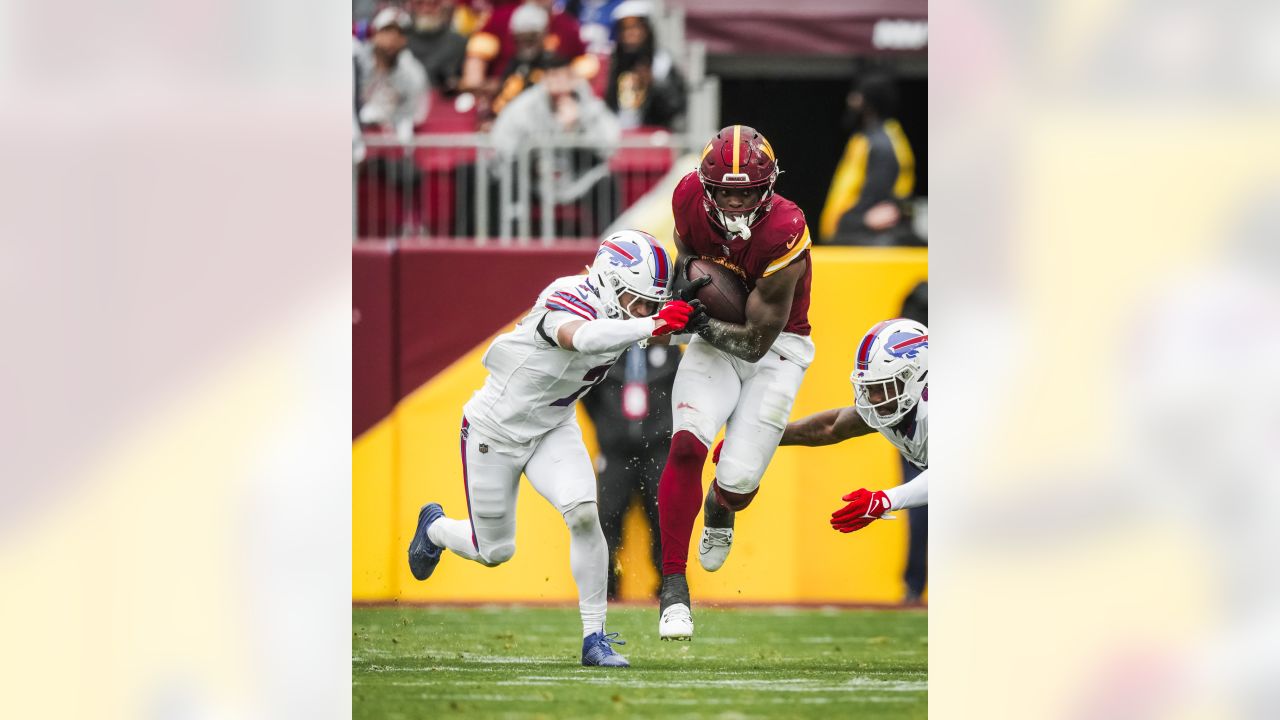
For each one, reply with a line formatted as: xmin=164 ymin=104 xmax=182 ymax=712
xmin=693 ymin=260 xmax=803 ymax=362
xmin=780 ymin=406 xmax=875 ymax=447
xmin=830 ymin=469 xmax=927 ymax=533
xmin=554 ymin=303 xmax=694 ymax=353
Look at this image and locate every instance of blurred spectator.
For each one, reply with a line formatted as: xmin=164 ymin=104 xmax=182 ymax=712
xmin=461 ymin=0 xmax=595 ymax=95
xmin=898 ymin=280 xmax=928 ymax=603
xmin=819 ymin=72 xmax=918 ymax=246
xmin=568 ymin=0 xmax=629 ymax=53
xmin=478 ymin=3 xmax=558 ymax=126
xmin=355 ymin=7 xmax=429 ymax=144
xmin=353 ymin=41 xmax=367 ymax=164
xmin=405 ymin=0 xmax=467 ymax=96
xmin=581 ymin=343 xmax=680 ymax=599
xmin=604 ymin=0 xmax=685 ymax=131
xmin=478 ymin=54 xmax=621 ymax=236
xmin=353 ymin=0 xmax=379 ymax=27
xmin=449 ymin=0 xmax=487 ymax=36
xmin=356 ymin=8 xmax=429 ymax=236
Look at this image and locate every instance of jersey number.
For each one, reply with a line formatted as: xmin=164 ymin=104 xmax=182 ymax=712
xmin=549 ymin=363 xmax=613 ymax=406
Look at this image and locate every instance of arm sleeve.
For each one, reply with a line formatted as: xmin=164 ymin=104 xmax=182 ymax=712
xmin=884 ymin=469 xmax=928 ymax=510
xmin=570 ymin=317 xmax=657 ymax=354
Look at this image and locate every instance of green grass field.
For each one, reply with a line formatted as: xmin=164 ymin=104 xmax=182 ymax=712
xmin=353 ymin=605 xmax=927 ymax=719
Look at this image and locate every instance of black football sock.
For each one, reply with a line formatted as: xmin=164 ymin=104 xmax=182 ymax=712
xmin=659 ymin=573 xmax=690 ymax=611
xmin=702 ymin=483 xmax=736 ymax=529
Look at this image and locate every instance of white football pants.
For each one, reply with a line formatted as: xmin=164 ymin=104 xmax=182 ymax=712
xmin=670 ymin=334 xmax=812 ymax=495
xmin=427 ymin=416 xmax=608 ymax=636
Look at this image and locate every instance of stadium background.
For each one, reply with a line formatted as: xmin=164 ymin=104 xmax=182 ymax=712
xmin=353 ymin=0 xmax=927 ymax=605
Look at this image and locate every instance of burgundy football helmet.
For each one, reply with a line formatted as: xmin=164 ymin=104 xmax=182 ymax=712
xmin=696 ymin=125 xmax=780 ymax=238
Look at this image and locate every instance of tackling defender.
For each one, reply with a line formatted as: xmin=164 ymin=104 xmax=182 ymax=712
xmin=778 ymin=318 xmax=929 ymax=531
xmin=406 ymin=230 xmax=698 ymax=667
xmin=656 ymin=125 xmax=815 ymax=640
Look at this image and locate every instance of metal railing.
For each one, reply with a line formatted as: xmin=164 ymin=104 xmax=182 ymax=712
xmin=355 ymin=132 xmax=700 ymax=243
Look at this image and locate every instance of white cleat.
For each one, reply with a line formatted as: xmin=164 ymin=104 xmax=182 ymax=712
xmin=698 ymin=527 xmax=734 ymax=572
xmin=659 ymin=603 xmax=694 ymax=641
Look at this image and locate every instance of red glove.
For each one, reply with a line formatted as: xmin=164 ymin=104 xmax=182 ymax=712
xmin=830 ymin=489 xmax=892 ymax=533
xmin=711 ymin=439 xmax=723 ymax=463
xmin=652 ymin=300 xmax=693 ymax=336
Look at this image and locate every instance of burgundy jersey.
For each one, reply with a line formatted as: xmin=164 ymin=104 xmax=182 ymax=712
xmin=672 ymin=172 xmax=813 ymax=335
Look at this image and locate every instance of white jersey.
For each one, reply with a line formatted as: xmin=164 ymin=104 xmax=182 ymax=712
xmin=860 ymin=390 xmax=928 ymax=469
xmin=463 ymin=275 xmax=625 ymax=446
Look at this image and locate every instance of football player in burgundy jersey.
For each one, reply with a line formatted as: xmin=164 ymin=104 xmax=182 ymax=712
xmin=656 ymin=125 xmax=816 ymax=640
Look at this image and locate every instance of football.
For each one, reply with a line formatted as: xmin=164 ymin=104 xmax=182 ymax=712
xmin=682 ymin=258 xmax=749 ymax=324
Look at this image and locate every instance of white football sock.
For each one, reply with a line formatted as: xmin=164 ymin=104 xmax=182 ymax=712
xmin=428 ymin=517 xmax=484 ymax=563
xmin=563 ymin=502 xmax=609 ymax=638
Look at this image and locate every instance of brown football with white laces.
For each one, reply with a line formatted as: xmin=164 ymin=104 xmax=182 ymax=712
xmin=682 ymin=258 xmax=748 ymax=324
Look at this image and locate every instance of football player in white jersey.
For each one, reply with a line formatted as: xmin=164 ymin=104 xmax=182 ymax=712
xmin=772 ymin=318 xmax=928 ymax=532
xmin=406 ymin=230 xmax=703 ymax=668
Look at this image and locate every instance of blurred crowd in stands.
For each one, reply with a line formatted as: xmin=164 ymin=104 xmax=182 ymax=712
xmin=353 ymin=0 xmax=686 ymax=139
xmin=353 ymin=0 xmax=923 ymax=247
xmin=354 ymin=0 xmax=687 ymax=237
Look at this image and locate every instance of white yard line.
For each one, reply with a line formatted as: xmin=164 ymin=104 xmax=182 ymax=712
xmin=497 ymin=676 xmax=928 ymax=693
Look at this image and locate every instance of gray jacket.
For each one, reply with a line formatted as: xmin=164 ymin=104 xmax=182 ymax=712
xmin=489 ymin=82 xmax=621 ymax=201
xmin=355 ymin=44 xmax=429 ymax=144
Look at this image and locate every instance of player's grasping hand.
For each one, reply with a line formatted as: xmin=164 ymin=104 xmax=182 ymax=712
xmin=653 ymin=300 xmax=695 ymax=335
xmin=677 ymin=273 xmax=712 ymax=302
xmin=830 ymin=488 xmax=893 ymax=533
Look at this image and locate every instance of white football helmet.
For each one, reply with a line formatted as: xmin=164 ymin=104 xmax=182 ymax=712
xmin=850 ymin=318 xmax=929 ymax=429
xmin=588 ymin=229 xmax=674 ymax=319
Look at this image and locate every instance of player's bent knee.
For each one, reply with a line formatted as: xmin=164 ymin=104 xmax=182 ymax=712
xmin=716 ymin=456 xmax=763 ymax=497
xmin=479 ymin=542 xmax=516 ymax=566
xmin=714 ymin=481 xmax=759 ymax=511
xmin=562 ymin=502 xmax=600 ymax=535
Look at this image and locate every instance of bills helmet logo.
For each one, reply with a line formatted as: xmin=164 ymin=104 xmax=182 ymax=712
xmin=598 ymin=239 xmax=645 ymax=269
xmin=884 ymin=331 xmax=928 ymax=359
